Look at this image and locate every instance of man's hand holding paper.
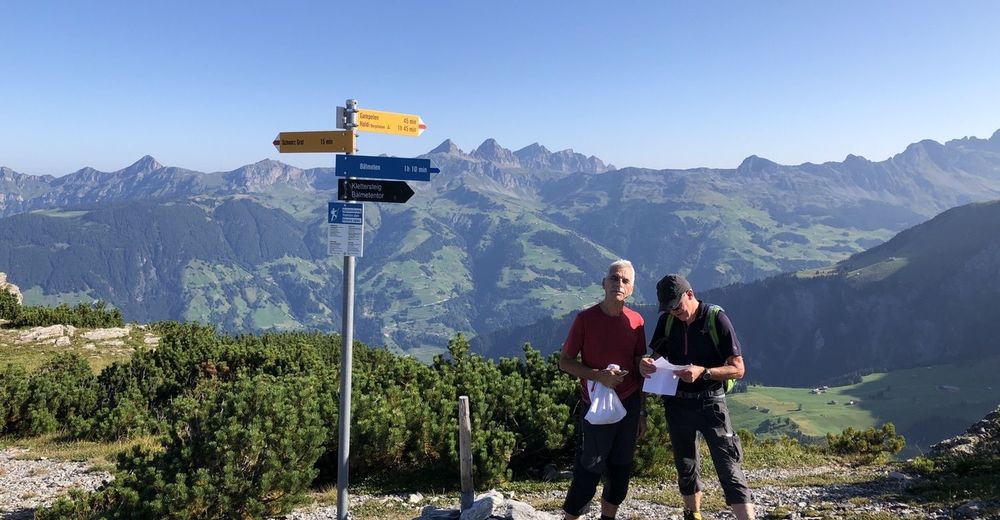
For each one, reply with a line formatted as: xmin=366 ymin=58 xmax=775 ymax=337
xmin=640 ymin=357 xmax=691 ymax=396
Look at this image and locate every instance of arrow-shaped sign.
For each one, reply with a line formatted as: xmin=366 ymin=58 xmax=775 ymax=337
xmin=335 ymin=154 xmax=439 ymax=182
xmin=273 ymin=130 xmax=355 ymax=153
xmin=338 ymin=178 xmax=414 ymax=204
xmin=355 ymin=109 xmax=426 ymax=137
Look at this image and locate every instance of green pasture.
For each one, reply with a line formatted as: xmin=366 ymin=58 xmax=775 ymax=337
xmin=729 ymin=355 xmax=1000 ymax=453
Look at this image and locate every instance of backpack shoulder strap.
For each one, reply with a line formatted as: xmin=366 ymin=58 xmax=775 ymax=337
xmin=702 ymin=304 xmax=723 ymax=350
xmin=662 ymin=313 xmax=675 ymax=339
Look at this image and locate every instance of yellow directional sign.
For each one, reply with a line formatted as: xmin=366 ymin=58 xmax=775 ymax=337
xmin=356 ymin=109 xmax=426 ymax=137
xmin=272 ymin=130 xmax=356 ymax=153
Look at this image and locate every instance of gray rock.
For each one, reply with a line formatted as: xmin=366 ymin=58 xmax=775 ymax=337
xmin=887 ymin=471 xmax=911 ymax=481
xmin=930 ymin=409 xmax=1000 ymax=459
xmin=955 ymin=500 xmax=983 ymax=518
xmin=81 ymin=327 xmax=131 ymax=341
xmin=460 ymin=490 xmax=502 ymax=520
xmin=498 ymin=499 xmax=560 ymax=520
xmin=18 ymin=325 xmax=75 ymax=343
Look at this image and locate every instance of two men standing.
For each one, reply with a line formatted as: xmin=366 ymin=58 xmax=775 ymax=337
xmin=559 ymin=263 xmax=755 ymax=520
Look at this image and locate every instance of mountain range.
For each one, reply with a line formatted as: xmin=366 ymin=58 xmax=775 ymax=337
xmin=2 ymin=130 xmax=1000 ymax=361
xmin=474 ymin=199 xmax=1000 ymax=385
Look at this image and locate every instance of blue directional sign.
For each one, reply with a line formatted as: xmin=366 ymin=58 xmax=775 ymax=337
xmin=335 ymin=154 xmax=440 ymax=182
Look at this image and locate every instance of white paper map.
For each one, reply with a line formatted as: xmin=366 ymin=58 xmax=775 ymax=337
xmin=642 ymin=357 xmax=692 ymax=396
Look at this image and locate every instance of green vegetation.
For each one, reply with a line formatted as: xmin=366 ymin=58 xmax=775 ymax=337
xmin=825 ymin=424 xmax=905 ymax=461
xmin=0 ymin=288 xmax=18 ymax=320
xmin=903 ymin=452 xmax=1000 ymax=517
xmin=1 ymin=290 xmax=124 ymax=329
xmin=728 ymin=356 xmax=1000 ymax=453
xmin=2 ymin=299 xmax=995 ymax=519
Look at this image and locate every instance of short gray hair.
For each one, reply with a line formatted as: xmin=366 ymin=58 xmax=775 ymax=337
xmin=607 ymin=259 xmax=635 ymax=282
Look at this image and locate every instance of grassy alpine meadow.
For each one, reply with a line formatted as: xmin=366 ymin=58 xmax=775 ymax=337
xmin=0 ymin=324 xmax=151 ymax=373
xmin=728 ymin=354 xmax=1000 ymax=454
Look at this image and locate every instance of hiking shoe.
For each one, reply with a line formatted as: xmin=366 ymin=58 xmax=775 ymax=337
xmin=683 ymin=511 xmax=703 ymax=520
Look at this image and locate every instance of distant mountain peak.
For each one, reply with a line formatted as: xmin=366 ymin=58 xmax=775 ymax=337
xmin=515 ymin=142 xmax=551 ymax=157
xmin=124 ymin=155 xmax=163 ymax=173
xmin=736 ymin=155 xmax=780 ymax=174
xmin=472 ymin=138 xmax=519 ymax=167
xmin=511 ymin=142 xmax=611 ymax=174
xmin=248 ymin=158 xmax=285 ymax=168
xmin=844 ymin=153 xmax=871 ymax=164
xmin=428 ymin=139 xmax=465 ymax=155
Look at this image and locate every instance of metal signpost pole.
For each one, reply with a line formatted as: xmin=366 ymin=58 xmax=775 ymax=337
xmin=337 ymin=98 xmax=358 ymax=520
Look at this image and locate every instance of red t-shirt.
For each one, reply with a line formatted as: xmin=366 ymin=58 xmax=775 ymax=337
xmin=562 ymin=304 xmax=646 ymax=403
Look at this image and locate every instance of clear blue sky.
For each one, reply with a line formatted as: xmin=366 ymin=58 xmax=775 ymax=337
xmin=3 ymin=1 xmax=999 ymax=176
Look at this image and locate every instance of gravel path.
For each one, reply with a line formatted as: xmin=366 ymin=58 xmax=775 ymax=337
xmin=0 ymin=449 xmax=112 ymax=520
xmin=1 ymin=448 xmax=993 ymax=519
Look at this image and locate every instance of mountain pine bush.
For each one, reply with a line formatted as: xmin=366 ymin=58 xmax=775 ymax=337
xmin=38 ymin=373 xmax=326 ymax=519
xmin=825 ymin=423 xmax=905 ymax=460
xmin=0 ymin=288 xmax=19 ymax=321
xmin=8 ymin=300 xmax=123 ymax=328
xmin=0 ymin=364 xmax=30 ymax=433
xmin=14 ymin=352 xmax=98 ymax=436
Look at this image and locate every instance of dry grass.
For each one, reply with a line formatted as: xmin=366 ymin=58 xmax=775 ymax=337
xmin=3 ymin=433 xmax=161 ymax=464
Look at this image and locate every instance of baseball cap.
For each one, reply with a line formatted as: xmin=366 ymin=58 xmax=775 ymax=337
xmin=656 ymin=274 xmax=691 ymax=312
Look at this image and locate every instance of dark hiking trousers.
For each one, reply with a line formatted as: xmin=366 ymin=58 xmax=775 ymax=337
xmin=562 ymin=391 xmax=641 ymax=517
xmin=663 ymin=392 xmax=752 ymax=505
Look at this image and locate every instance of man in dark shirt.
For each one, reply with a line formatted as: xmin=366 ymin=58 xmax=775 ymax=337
xmin=639 ymin=274 xmax=755 ymax=520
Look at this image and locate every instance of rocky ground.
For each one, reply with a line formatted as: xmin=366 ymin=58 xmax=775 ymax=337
xmin=1 ymin=448 xmax=992 ymax=520
xmin=0 ymin=448 xmax=112 ymax=520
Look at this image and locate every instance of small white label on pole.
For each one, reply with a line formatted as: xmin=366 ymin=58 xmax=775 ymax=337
xmin=327 ymin=202 xmax=364 ymax=257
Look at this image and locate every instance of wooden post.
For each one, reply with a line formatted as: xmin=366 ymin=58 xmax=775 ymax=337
xmin=458 ymin=396 xmax=474 ymax=511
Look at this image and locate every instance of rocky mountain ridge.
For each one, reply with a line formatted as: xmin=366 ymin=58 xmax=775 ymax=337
xmin=3 ymin=130 xmax=1000 ymax=358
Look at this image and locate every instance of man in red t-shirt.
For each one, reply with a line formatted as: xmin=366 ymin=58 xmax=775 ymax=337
xmin=559 ymin=259 xmax=647 ymax=520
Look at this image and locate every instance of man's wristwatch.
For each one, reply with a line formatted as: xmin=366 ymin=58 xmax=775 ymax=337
xmin=702 ymin=368 xmax=713 ymax=381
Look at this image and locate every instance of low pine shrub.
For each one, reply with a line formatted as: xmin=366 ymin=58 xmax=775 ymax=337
xmin=0 ymin=288 xmax=19 ymax=321
xmin=825 ymin=423 xmax=905 ymax=459
xmin=0 ymin=364 xmax=30 ymax=433
xmin=38 ymin=373 xmax=326 ymax=519
xmin=8 ymin=301 xmax=123 ymax=328
xmin=14 ymin=352 xmax=98 ymax=436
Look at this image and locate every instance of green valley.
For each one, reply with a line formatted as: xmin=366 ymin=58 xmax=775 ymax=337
xmin=729 ymin=355 xmax=1000 ymax=454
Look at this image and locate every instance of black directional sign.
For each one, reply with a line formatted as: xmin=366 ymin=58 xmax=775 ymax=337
xmin=338 ymin=178 xmax=414 ymax=204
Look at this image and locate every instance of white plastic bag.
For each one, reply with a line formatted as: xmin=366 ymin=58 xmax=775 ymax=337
xmin=585 ymin=363 xmax=627 ymax=425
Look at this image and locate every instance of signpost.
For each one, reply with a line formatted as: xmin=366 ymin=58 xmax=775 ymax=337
xmin=355 ymin=108 xmax=426 ymax=137
xmin=335 ymin=154 xmax=440 ymax=182
xmin=273 ymin=99 xmax=434 ymax=520
xmin=337 ymin=179 xmax=414 ymax=204
xmin=272 ymin=130 xmax=355 ymax=153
